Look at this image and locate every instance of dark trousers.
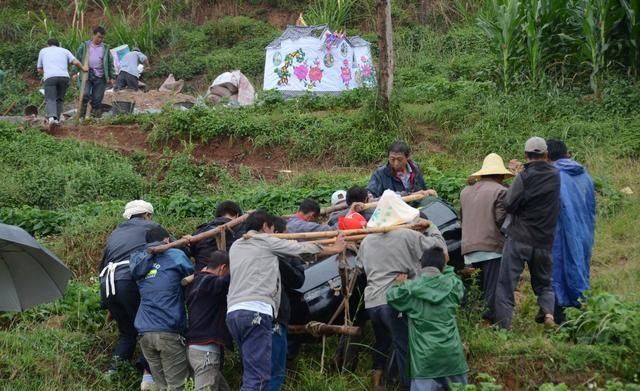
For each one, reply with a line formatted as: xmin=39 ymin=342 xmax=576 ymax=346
xmin=367 ymin=304 xmax=410 ymax=390
xmin=410 ymin=374 xmax=468 ymax=391
xmin=226 ymin=310 xmax=273 ymax=391
xmin=104 ymin=279 xmax=148 ymax=371
xmin=494 ymin=238 xmax=555 ymax=329
xmin=267 ymin=322 xmax=287 ymax=391
xmin=80 ymin=70 xmax=107 ymax=118
xmin=114 ymin=71 xmax=139 ymax=91
xmin=473 ymin=257 xmax=501 ymax=323
xmin=44 ymin=76 xmax=69 ymax=119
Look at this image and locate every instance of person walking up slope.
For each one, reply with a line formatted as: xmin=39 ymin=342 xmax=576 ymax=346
xmin=75 ymin=26 xmax=115 ymax=118
xmin=494 ymin=137 xmax=560 ymax=329
xmin=37 ymin=38 xmax=88 ymax=128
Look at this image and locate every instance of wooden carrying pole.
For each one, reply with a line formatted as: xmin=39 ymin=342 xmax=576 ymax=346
xmin=309 ymin=234 xmax=367 ymax=245
xmin=246 ymin=221 xmax=429 ymax=241
xmin=147 ymin=213 xmax=250 ymax=254
xmin=288 ymin=323 xmax=362 ymax=337
xmin=75 ymin=41 xmax=90 ymax=124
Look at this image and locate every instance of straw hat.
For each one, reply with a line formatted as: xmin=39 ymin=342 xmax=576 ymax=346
xmin=470 ymin=153 xmax=513 ymax=178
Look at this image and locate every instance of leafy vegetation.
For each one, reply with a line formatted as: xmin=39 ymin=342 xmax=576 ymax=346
xmin=477 ymin=0 xmax=640 ymax=94
xmin=1 ymin=0 xmax=640 ymax=389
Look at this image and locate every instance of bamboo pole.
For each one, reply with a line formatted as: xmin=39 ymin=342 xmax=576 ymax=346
xmin=148 ymin=213 xmax=250 ymax=254
xmin=309 ymin=234 xmax=367 ymax=245
xmin=75 ymin=41 xmax=90 ymax=124
xmin=245 ymin=221 xmax=430 ymax=241
xmin=288 ymin=323 xmax=362 ymax=337
xmin=328 ymin=266 xmax=361 ymax=325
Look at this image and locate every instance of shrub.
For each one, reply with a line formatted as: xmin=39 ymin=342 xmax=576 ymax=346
xmin=0 ymin=206 xmax=68 ymax=237
xmin=0 ymin=127 xmax=145 ymax=209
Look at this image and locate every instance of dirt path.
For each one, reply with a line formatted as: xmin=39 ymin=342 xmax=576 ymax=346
xmin=47 ymin=123 xmax=348 ymax=180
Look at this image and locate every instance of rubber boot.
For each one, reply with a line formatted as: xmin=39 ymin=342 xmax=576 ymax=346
xmin=372 ymin=369 xmax=385 ymax=391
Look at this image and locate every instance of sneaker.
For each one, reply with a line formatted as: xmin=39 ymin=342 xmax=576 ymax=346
xmin=543 ymin=314 xmax=556 ymax=329
xmin=140 ymin=374 xmax=157 ymax=391
xmin=103 ymin=368 xmax=117 ymax=379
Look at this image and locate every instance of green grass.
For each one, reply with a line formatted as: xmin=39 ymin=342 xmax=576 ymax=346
xmin=2 ymin=1 xmax=640 ymax=389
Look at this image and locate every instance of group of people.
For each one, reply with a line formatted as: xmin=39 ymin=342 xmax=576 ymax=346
xmin=36 ymin=25 xmax=148 ymax=126
xmin=460 ymin=137 xmax=595 ymax=330
xmin=97 ymin=139 xmax=595 ymax=391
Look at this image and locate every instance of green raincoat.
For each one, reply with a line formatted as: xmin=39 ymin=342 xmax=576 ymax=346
xmin=387 ymin=266 xmax=468 ymax=379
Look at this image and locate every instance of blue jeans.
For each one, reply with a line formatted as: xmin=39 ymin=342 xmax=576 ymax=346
xmin=367 ymin=304 xmax=410 ymax=389
xmin=267 ymin=322 xmax=287 ymax=391
xmin=226 ymin=310 xmax=273 ymax=391
xmin=411 ymin=374 xmax=468 ymax=391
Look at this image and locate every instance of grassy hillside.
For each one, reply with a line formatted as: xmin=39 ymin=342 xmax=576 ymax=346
xmin=1 ymin=1 xmax=640 ymax=390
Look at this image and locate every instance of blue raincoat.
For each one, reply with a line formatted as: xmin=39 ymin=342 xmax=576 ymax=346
xmin=552 ymin=159 xmax=596 ymax=307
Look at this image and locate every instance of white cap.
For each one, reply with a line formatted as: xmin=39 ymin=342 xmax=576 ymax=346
xmin=123 ymin=200 xmax=154 ymax=219
xmin=331 ymin=190 xmax=347 ymax=206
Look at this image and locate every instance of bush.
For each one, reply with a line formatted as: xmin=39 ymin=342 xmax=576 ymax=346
xmin=0 ymin=127 xmax=145 ymax=209
xmin=0 ymin=206 xmax=67 ymax=237
xmin=559 ymin=291 xmax=640 ymax=377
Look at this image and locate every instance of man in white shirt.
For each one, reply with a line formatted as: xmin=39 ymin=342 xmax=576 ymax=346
xmin=115 ymin=47 xmax=149 ymax=91
xmin=37 ymin=38 xmax=88 ymax=126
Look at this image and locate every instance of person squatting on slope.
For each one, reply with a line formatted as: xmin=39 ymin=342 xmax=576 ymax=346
xmin=114 ymin=47 xmax=149 ymax=91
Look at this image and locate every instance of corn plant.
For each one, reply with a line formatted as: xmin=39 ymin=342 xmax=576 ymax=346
xmin=524 ymin=0 xmax=546 ymax=87
xmin=477 ymin=0 xmax=524 ymax=92
xmin=305 ymin=0 xmax=357 ymax=29
xmin=573 ymin=0 xmax=626 ymax=94
xmin=620 ymin=0 xmax=640 ymax=77
xmin=99 ymin=0 xmax=166 ymax=53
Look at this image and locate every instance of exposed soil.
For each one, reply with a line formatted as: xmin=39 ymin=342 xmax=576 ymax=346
xmin=46 ymin=123 xmax=345 ymax=181
xmin=103 ymin=89 xmax=196 ymax=112
xmin=412 ymin=123 xmax=448 ymax=153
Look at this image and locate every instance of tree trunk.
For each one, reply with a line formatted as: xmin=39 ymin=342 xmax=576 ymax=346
xmin=377 ymin=0 xmax=394 ymax=112
xmin=418 ymin=0 xmax=431 ymax=24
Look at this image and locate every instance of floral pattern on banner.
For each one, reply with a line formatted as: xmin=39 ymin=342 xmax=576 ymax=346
xmin=358 ymin=56 xmax=376 ymax=87
xmin=340 ymin=59 xmax=352 ymax=88
xmin=274 ymin=49 xmax=305 ymax=86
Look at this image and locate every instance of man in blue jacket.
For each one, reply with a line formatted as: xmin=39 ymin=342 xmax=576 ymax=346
xmin=546 ymin=139 xmax=596 ymax=323
xmin=130 ymin=227 xmax=195 ymax=390
xmin=367 ymin=141 xmax=437 ymax=198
